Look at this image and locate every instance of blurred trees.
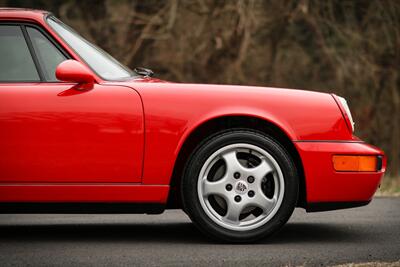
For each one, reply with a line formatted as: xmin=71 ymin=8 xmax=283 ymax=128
xmin=2 ymin=0 xmax=399 ymax=176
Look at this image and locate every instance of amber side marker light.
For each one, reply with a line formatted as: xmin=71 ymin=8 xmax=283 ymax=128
xmin=333 ymin=155 xmax=379 ymax=172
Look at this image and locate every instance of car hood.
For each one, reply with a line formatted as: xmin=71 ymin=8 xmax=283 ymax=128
xmin=112 ymin=76 xmax=329 ymax=97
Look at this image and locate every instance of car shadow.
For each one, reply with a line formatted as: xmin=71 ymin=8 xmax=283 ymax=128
xmin=0 ymin=221 xmax=367 ymax=244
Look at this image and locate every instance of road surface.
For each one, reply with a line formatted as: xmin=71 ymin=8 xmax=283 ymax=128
xmin=0 ymin=197 xmax=399 ymax=266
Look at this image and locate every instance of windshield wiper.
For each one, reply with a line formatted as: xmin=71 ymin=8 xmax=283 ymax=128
xmin=133 ymin=67 xmax=154 ymax=77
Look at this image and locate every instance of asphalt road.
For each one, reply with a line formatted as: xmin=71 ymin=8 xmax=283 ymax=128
xmin=0 ymin=197 xmax=399 ymax=267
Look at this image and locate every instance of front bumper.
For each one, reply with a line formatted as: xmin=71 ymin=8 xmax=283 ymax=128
xmin=294 ymin=141 xmax=386 ymax=211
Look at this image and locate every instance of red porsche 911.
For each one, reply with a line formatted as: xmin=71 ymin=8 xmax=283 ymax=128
xmin=0 ymin=8 xmax=386 ymax=242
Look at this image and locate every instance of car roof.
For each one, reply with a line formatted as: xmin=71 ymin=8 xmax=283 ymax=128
xmin=0 ymin=7 xmax=49 ymax=22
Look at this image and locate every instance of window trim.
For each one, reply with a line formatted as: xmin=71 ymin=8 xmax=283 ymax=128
xmin=21 ymin=25 xmax=45 ymax=81
xmin=0 ymin=21 xmax=71 ymax=83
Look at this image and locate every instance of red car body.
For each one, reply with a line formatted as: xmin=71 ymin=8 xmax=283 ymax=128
xmin=0 ymin=9 xmax=385 ymax=213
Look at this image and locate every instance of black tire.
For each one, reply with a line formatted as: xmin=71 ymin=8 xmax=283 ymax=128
xmin=181 ymin=129 xmax=298 ymax=243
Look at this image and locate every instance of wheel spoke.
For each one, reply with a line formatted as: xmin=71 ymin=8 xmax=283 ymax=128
xmin=221 ymin=150 xmax=244 ymax=174
xmin=202 ymin=178 xmax=227 ymax=197
xmin=250 ymin=157 xmax=273 ymax=179
xmin=223 ymin=201 xmax=243 ymax=224
xmin=251 ymin=193 xmax=276 ymax=214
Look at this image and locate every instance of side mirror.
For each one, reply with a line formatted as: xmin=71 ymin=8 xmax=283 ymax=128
xmin=55 ymin=60 xmax=95 ymax=84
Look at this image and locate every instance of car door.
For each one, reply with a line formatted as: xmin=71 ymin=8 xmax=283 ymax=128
xmin=0 ymin=23 xmax=144 ymax=183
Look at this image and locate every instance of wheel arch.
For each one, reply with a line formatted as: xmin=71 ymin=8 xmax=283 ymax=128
xmin=167 ymin=115 xmax=307 ymax=209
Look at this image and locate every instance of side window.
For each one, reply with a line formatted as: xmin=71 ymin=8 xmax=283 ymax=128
xmin=27 ymin=27 xmax=67 ymax=82
xmin=0 ymin=25 xmax=40 ymax=82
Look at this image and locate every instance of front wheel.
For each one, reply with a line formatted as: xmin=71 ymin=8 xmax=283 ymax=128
xmin=181 ymin=130 xmax=298 ymax=243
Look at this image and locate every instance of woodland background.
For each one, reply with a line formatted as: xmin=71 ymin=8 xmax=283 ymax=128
xmin=1 ymin=0 xmax=399 ymax=178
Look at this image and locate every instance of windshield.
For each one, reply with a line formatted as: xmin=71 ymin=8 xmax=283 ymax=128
xmin=47 ymin=16 xmax=135 ymax=81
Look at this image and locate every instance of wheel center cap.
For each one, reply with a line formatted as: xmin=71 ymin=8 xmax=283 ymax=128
xmin=234 ymin=180 xmax=249 ymax=194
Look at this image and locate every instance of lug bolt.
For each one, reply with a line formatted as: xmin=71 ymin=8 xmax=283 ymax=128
xmin=234 ymin=195 xmax=242 ymax=202
xmin=226 ymin=184 xmax=232 ymax=191
xmin=247 ymin=176 xmax=255 ymax=183
xmin=248 ymin=190 xmax=255 ymax=198
xmin=234 ymin=172 xmax=241 ymax=179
